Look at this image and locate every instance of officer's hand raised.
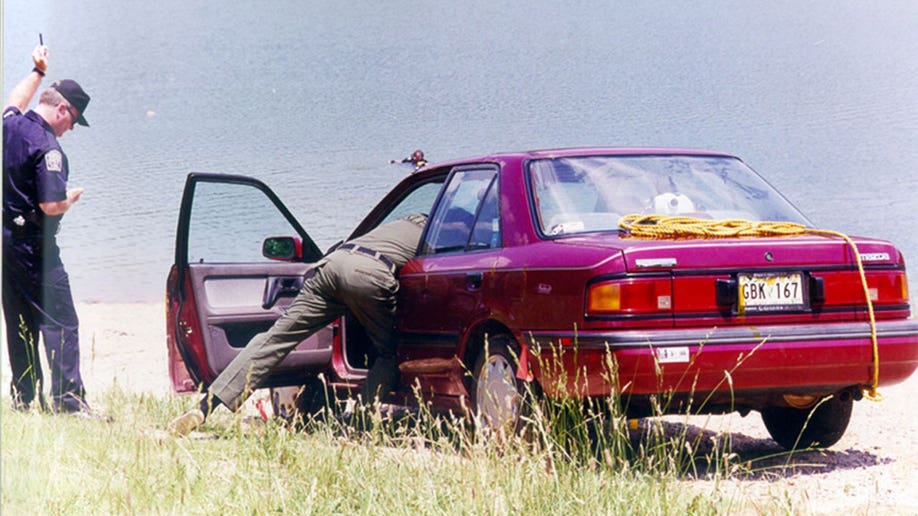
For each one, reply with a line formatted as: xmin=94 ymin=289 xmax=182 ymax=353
xmin=32 ymin=45 xmax=49 ymax=74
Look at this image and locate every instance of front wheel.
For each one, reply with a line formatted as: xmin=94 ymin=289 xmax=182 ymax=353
xmin=469 ymin=334 xmax=530 ymax=439
xmin=760 ymin=395 xmax=853 ymax=450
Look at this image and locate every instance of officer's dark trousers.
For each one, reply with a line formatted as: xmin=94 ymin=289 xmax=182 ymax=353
xmin=2 ymin=229 xmax=86 ymax=412
xmin=210 ymin=249 xmax=399 ymax=410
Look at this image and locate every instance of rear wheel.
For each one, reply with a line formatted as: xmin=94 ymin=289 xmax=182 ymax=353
xmin=760 ymin=395 xmax=853 ymax=450
xmin=470 ymin=334 xmax=529 ymax=439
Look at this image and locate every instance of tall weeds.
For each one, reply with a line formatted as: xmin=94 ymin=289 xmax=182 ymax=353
xmin=1 ymin=337 xmax=807 ymax=513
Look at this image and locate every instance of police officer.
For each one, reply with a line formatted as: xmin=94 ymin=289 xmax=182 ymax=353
xmin=168 ymin=213 xmax=428 ymax=436
xmin=2 ymin=44 xmax=92 ymax=413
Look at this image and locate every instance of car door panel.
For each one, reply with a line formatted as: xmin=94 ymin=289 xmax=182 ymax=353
xmin=187 ymin=263 xmax=333 ymax=379
xmin=398 ymin=253 xmax=500 ymax=397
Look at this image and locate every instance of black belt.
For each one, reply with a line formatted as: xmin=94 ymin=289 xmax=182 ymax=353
xmin=338 ymin=243 xmax=396 ymax=273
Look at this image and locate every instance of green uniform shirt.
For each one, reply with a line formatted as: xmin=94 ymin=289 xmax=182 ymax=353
xmin=347 ymin=213 xmax=428 ymax=268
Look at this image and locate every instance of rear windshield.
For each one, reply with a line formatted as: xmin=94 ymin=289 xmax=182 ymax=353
xmin=528 ymin=155 xmax=810 ymax=237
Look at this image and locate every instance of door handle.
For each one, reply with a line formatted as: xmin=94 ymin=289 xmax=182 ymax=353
xmin=466 ymin=272 xmax=483 ymax=291
xmin=263 ymin=276 xmax=305 ymax=309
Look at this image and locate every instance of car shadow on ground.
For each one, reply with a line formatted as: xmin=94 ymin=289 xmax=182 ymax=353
xmin=650 ymin=420 xmax=891 ymax=480
xmin=293 ymin=403 xmax=890 ymax=482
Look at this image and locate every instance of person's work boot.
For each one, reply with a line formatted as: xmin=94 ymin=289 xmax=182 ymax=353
xmin=168 ymin=408 xmax=205 ymax=437
xmin=361 ymin=357 xmax=400 ymax=403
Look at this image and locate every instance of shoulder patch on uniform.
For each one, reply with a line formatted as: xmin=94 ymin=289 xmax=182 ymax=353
xmin=44 ymin=150 xmax=63 ymax=172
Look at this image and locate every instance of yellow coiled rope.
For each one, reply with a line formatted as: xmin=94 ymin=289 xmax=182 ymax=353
xmin=619 ymin=214 xmax=881 ymax=401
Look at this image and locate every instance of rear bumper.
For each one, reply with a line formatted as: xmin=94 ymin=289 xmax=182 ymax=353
xmin=524 ymin=319 xmax=918 ymax=401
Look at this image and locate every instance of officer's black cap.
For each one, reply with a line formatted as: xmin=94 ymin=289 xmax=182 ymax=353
xmin=50 ymin=79 xmax=90 ymax=127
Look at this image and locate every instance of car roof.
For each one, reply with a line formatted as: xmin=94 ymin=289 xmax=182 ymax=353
xmin=418 ymin=147 xmax=738 ymax=171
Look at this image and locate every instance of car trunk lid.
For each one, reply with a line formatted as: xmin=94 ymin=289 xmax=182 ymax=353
xmin=617 ymin=235 xmax=908 ymax=326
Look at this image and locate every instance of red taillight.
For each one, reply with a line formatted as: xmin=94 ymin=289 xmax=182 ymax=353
xmin=821 ymin=270 xmax=910 ymax=307
xmin=587 ymin=277 xmax=673 ymax=315
xmin=870 ymin=270 xmax=910 ymax=305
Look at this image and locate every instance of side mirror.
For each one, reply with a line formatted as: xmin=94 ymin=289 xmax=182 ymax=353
xmin=262 ymin=236 xmax=303 ymax=262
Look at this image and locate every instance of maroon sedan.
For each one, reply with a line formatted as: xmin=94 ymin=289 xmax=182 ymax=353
xmin=166 ymin=148 xmax=918 ymax=449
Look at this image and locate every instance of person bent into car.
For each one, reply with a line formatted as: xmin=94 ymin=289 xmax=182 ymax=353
xmin=168 ymin=213 xmax=428 ymax=436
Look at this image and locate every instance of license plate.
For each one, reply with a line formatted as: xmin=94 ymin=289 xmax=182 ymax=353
xmin=738 ymin=272 xmax=805 ymax=312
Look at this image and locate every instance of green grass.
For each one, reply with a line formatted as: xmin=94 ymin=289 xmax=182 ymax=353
xmin=0 ymin=385 xmax=800 ymax=515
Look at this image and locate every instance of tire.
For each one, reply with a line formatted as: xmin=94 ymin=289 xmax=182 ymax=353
xmin=469 ymin=334 xmax=529 ymax=438
xmin=760 ymin=395 xmax=853 ymax=450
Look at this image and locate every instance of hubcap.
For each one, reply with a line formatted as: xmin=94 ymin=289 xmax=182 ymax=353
xmin=476 ymin=354 xmax=520 ymax=432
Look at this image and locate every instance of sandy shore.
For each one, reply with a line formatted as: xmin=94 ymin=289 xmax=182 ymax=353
xmin=0 ymin=301 xmax=171 ymax=398
xmin=2 ymin=301 xmax=917 ymax=512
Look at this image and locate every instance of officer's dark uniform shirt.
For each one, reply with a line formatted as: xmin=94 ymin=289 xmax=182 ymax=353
xmin=3 ymin=106 xmax=69 ymax=237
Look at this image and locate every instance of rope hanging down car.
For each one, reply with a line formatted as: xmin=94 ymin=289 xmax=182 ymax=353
xmin=618 ymin=213 xmax=882 ymax=401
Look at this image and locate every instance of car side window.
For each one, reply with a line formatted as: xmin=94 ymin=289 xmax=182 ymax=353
xmin=421 ymin=168 xmax=498 ymax=255
xmin=378 ymin=181 xmax=444 ymax=226
xmin=468 ymin=176 xmax=500 ymax=250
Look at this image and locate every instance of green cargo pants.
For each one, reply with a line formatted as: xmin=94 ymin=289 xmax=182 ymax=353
xmin=209 ymin=249 xmax=399 ymax=410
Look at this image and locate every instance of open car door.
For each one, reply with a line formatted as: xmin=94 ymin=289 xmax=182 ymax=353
xmin=166 ymin=173 xmax=332 ymax=393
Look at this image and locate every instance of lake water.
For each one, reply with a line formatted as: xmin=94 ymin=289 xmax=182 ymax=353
xmin=4 ymin=0 xmax=918 ymax=302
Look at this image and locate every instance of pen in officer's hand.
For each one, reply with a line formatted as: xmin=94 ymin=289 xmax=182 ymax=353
xmin=39 ymin=33 xmax=43 ymax=45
